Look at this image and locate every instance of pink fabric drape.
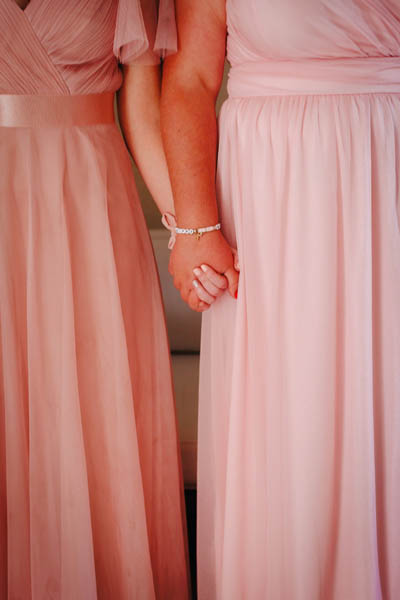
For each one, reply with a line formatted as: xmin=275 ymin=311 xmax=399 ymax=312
xmin=0 ymin=1 xmax=189 ymax=598
xmin=198 ymin=1 xmax=400 ymax=598
xmin=114 ymin=0 xmax=177 ymax=65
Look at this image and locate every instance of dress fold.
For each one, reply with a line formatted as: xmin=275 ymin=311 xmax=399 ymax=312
xmin=199 ymin=64 xmax=400 ymax=598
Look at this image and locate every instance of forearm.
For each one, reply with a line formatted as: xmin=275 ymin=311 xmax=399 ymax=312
xmin=117 ymin=64 xmax=174 ymax=215
xmin=161 ymin=76 xmax=220 ymax=228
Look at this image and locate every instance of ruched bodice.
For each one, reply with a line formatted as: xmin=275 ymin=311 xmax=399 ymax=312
xmin=0 ymin=0 xmax=120 ymax=94
xmin=0 ymin=0 xmax=176 ymax=95
xmin=227 ymin=0 xmax=400 ymax=66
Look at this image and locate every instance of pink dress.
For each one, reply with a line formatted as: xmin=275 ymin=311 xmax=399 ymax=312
xmin=0 ymin=1 xmax=189 ymax=598
xmin=199 ymin=1 xmax=400 ymax=598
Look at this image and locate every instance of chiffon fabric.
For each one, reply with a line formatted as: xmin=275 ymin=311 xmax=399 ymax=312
xmin=0 ymin=1 xmax=190 ymax=599
xmin=198 ymin=1 xmax=400 ymax=599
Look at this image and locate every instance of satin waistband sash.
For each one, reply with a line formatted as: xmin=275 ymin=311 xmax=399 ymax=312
xmin=228 ymin=56 xmax=400 ymax=98
xmin=0 ymin=93 xmax=115 ymax=127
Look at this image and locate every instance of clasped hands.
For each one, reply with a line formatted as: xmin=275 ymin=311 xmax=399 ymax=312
xmin=168 ymin=229 xmax=239 ymax=312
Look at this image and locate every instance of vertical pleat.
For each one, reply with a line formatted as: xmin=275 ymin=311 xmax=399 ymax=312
xmin=0 ymin=128 xmax=32 ymax=598
xmin=21 ymin=128 xmax=97 ymax=599
xmin=103 ymin=129 xmax=190 ymax=599
xmin=198 ymin=93 xmax=400 ymax=600
xmin=60 ymin=127 xmax=155 ymax=599
xmin=59 ymin=207 xmax=98 ymax=599
xmin=0 ymin=122 xmax=189 ymax=599
xmin=0 ymin=320 xmax=8 ymax=599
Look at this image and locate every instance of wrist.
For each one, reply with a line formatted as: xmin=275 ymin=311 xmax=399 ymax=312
xmin=175 ymin=222 xmax=221 ymax=239
xmin=174 ymin=206 xmax=219 ymax=230
xmin=175 ymin=218 xmax=219 ymax=230
xmin=175 ymin=228 xmax=222 ymax=244
xmin=161 ymin=211 xmax=222 ymax=249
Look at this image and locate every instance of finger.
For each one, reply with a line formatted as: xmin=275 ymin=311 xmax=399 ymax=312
xmin=188 ymin=289 xmax=209 ymax=312
xmin=200 ymin=264 xmax=228 ymax=290
xmin=192 ymin=279 xmax=216 ymax=304
xmin=180 ymin=287 xmax=191 ymax=303
xmin=188 ymin=292 xmax=199 ymax=311
xmin=224 ymin=266 xmax=239 ymax=299
xmin=230 ymin=248 xmax=241 ymax=272
xmin=193 ymin=268 xmax=223 ymax=298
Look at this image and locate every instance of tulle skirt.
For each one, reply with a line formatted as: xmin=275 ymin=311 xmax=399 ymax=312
xmin=198 ymin=93 xmax=400 ymax=599
xmin=0 ymin=120 xmax=189 ymax=599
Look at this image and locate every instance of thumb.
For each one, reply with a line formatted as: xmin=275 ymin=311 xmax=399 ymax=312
xmin=224 ymin=266 xmax=239 ymax=299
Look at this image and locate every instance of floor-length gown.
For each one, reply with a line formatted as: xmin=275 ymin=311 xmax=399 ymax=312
xmin=0 ymin=1 xmax=189 ymax=598
xmin=198 ymin=1 xmax=400 ymax=598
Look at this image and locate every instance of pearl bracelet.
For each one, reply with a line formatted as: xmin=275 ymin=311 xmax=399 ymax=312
xmin=161 ymin=212 xmax=221 ymax=249
xmin=175 ymin=223 xmax=221 ymax=240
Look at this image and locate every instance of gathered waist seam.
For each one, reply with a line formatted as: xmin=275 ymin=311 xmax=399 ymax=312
xmin=227 ymin=56 xmax=400 ymax=98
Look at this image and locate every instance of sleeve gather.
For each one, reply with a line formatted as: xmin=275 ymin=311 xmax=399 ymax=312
xmin=114 ymin=0 xmax=177 ymax=66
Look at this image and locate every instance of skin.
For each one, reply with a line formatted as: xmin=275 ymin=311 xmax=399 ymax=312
xmin=118 ymin=64 xmax=175 ymax=217
xmin=119 ymin=63 xmax=227 ymax=312
xmin=161 ymin=0 xmax=238 ymax=312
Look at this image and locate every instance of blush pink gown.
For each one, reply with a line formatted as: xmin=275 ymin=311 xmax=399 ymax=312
xmin=0 ymin=1 xmax=189 ymax=599
xmin=198 ymin=1 xmax=400 ymax=599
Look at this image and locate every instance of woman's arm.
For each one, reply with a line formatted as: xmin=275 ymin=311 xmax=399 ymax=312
xmin=117 ymin=60 xmax=226 ymax=309
xmin=117 ymin=64 xmax=174 ymax=215
xmin=162 ymin=0 xmax=225 ymax=226
xmin=161 ymin=0 xmax=239 ymax=311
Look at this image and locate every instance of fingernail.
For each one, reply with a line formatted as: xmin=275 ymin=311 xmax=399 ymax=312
xmin=192 ymin=280 xmax=199 ymax=288
xmin=193 ymin=268 xmax=202 ymax=277
xmin=235 ymin=290 xmax=238 ymax=299
xmin=200 ymin=265 xmax=208 ymax=272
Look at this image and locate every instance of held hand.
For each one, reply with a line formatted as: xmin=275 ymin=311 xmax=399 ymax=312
xmin=169 ymin=230 xmax=239 ymax=312
xmin=192 ymin=248 xmax=240 ymax=304
xmin=192 ymin=265 xmax=228 ymax=305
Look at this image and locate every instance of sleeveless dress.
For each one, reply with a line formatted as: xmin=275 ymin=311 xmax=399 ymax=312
xmin=0 ymin=1 xmax=189 ymax=598
xmin=198 ymin=1 xmax=400 ymax=598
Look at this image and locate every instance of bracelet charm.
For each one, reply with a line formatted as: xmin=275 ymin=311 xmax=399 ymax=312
xmin=161 ymin=212 xmax=222 ymax=249
xmin=175 ymin=223 xmax=222 ymax=240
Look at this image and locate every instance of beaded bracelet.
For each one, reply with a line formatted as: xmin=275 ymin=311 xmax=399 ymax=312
xmin=161 ymin=212 xmax=240 ymax=271
xmin=161 ymin=212 xmax=221 ymax=249
xmin=175 ymin=223 xmax=221 ymax=240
